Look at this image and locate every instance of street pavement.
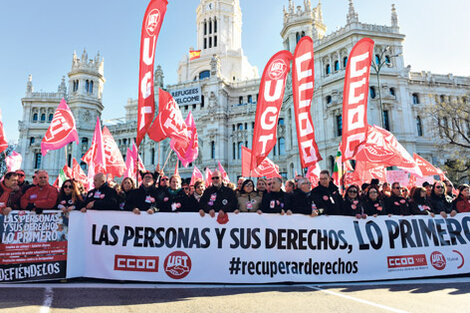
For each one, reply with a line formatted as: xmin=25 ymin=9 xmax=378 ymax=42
xmin=0 ymin=277 xmax=468 ymax=313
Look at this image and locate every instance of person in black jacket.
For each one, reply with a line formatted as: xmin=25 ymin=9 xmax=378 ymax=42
xmin=384 ymin=182 xmax=411 ymax=216
xmin=199 ymin=170 xmax=237 ymax=218
xmin=286 ymin=178 xmax=317 ymax=216
xmin=261 ymin=177 xmax=288 ymax=214
xmin=341 ymin=185 xmax=364 ymax=218
xmin=117 ymin=177 xmax=135 ymax=211
xmin=428 ymin=181 xmax=456 ymax=218
xmin=125 ymin=172 xmax=160 ymax=214
xmin=311 ymin=170 xmax=343 ymax=215
xmin=167 ymin=175 xmax=191 ymax=212
xmin=56 ymin=179 xmax=84 ymax=213
xmin=84 ymin=173 xmax=119 ymax=211
xmin=409 ymin=186 xmax=433 ymax=216
xmin=362 ymin=186 xmax=386 ymax=217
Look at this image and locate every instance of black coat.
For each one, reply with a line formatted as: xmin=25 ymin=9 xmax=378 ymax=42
xmin=384 ymin=194 xmax=411 ymax=215
xmin=311 ymin=182 xmax=343 ymax=215
xmin=286 ymin=189 xmax=315 ymax=215
xmin=341 ymin=197 xmax=363 ymax=216
xmin=56 ymin=194 xmax=84 ymax=210
xmin=362 ymin=199 xmax=386 ymax=216
xmin=428 ymin=194 xmax=453 ymax=214
xmin=167 ymin=189 xmax=192 ymax=212
xmin=125 ymin=185 xmax=160 ymax=212
xmin=200 ymin=185 xmax=237 ymax=213
xmin=260 ymin=190 xmax=287 ymax=214
xmin=409 ymin=198 xmax=433 ymax=215
xmin=84 ymin=183 xmax=119 ymax=211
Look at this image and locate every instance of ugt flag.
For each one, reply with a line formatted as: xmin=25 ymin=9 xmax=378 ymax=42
xmin=41 ymin=98 xmax=79 ymax=156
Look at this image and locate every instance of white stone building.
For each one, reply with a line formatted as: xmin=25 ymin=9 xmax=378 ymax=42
xmin=18 ymin=0 xmax=470 ymax=182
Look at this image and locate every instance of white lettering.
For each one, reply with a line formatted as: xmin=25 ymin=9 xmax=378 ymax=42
xmin=295 ymin=52 xmax=313 ymax=80
xmin=348 ymin=105 xmax=366 ymax=131
xmin=350 ymin=52 xmax=369 ymax=78
xmin=298 ymin=112 xmax=314 ymax=137
xmin=259 ymin=134 xmax=274 ymax=155
xmin=348 ymin=78 xmax=367 ymax=104
xmin=260 ymin=107 xmax=278 ymax=130
xmin=264 ymin=80 xmax=284 ymax=102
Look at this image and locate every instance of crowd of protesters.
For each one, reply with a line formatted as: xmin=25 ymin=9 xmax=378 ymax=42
xmin=0 ymin=168 xmax=469 ymax=219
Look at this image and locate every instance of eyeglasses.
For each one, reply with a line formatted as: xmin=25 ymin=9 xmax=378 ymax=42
xmin=161 ymin=178 xmax=169 ymax=181
xmin=435 ymin=186 xmax=444 ymax=189
xmin=17 ymin=174 xmax=25 ymax=177
xmin=369 ymin=191 xmax=378 ymax=194
xmin=63 ymin=185 xmax=73 ymax=189
xmin=183 ymin=187 xmax=189 ymax=190
xmin=212 ymin=176 xmax=220 ymax=180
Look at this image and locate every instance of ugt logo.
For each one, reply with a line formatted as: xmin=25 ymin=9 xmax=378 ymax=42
xmin=430 ymin=251 xmax=446 ymax=270
xmin=164 ymin=251 xmax=192 ymax=279
xmin=269 ymin=60 xmax=288 ymax=80
xmin=145 ymin=9 xmax=160 ymax=36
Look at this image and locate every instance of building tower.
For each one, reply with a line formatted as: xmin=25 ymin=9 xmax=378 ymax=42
xmin=177 ymin=0 xmax=258 ymax=83
xmin=68 ymin=49 xmax=106 ymax=167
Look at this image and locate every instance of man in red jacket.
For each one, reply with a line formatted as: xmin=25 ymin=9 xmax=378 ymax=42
xmin=0 ymin=172 xmax=22 ymax=215
xmin=20 ymin=170 xmax=59 ymax=214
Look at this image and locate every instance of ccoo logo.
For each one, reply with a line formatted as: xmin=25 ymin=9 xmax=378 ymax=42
xmin=164 ymin=251 xmax=192 ymax=279
xmin=430 ymin=251 xmax=446 ymax=270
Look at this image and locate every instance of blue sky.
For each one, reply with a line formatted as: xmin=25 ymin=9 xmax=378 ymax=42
xmin=1 ymin=0 xmax=469 ymax=142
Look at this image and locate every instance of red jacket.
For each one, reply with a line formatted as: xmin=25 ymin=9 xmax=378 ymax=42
xmin=20 ymin=184 xmax=59 ymax=210
xmin=455 ymin=197 xmax=470 ymax=213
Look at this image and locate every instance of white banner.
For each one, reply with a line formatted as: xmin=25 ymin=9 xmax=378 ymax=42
xmin=169 ymin=86 xmax=201 ymax=106
xmin=67 ymin=211 xmax=470 ymax=283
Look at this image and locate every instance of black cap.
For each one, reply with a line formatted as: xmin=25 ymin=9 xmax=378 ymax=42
xmin=422 ymin=181 xmax=430 ymax=188
xmin=371 ymin=178 xmax=380 ymax=185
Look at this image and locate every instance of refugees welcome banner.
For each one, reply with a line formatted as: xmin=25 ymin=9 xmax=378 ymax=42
xmin=67 ymin=211 xmax=470 ymax=283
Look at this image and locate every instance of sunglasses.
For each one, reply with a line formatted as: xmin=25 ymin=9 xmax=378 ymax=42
xmin=17 ymin=174 xmax=25 ymax=177
xmin=63 ymin=185 xmax=73 ymax=189
xmin=183 ymin=187 xmax=189 ymax=190
xmin=435 ymin=186 xmax=444 ymax=189
xmin=161 ymin=178 xmax=169 ymax=181
xmin=212 ymin=176 xmax=220 ymax=180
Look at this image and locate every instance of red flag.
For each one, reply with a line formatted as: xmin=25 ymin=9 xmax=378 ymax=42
xmin=413 ymin=153 xmax=440 ymax=176
xmin=171 ymin=111 xmax=198 ymax=168
xmin=292 ymin=36 xmax=321 ymax=168
xmin=355 ymin=125 xmax=422 ymax=176
xmin=132 ymin=142 xmax=146 ymax=172
xmin=306 ymin=162 xmax=321 ymax=187
xmin=82 ymin=117 xmax=106 ymax=173
xmin=341 ymin=38 xmax=375 ymax=161
xmin=204 ymin=167 xmax=212 ymax=187
xmin=251 ymin=50 xmax=293 ymax=170
xmin=190 ymin=166 xmax=204 ymax=186
xmin=72 ymin=158 xmax=87 ymax=186
xmin=148 ymin=89 xmax=189 ymax=146
xmin=242 ymin=147 xmax=281 ymax=178
xmin=41 ymin=98 xmax=79 ymax=156
xmin=63 ymin=164 xmax=73 ymax=179
xmin=189 ymin=49 xmax=201 ymax=61
xmin=137 ymin=0 xmax=168 ymax=146
xmin=218 ymin=161 xmax=230 ymax=184
xmin=102 ymin=126 xmax=126 ymax=177
xmin=0 ymin=109 xmax=8 ymax=154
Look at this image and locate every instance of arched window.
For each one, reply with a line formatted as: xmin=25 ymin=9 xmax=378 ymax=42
xmin=209 ymin=37 xmax=212 ymax=48
xmin=416 ymin=116 xmax=423 ymax=137
xmin=199 ymin=70 xmax=210 ymax=80
xmin=247 ymin=95 xmax=252 ymax=103
xmin=237 ymin=123 xmax=243 ymax=130
xmin=151 ymin=148 xmax=155 ymax=164
xmin=334 ymin=60 xmax=340 ymax=71
xmin=440 ymin=95 xmax=446 ymax=103
xmin=390 ymin=88 xmax=396 ymax=97
xmin=326 ymin=95 xmax=332 ymax=104
xmin=204 ymin=38 xmax=207 ymax=49
xmin=385 ymin=55 xmax=391 ymax=64
xmin=278 ymin=118 xmax=284 ymax=126
xmin=329 ymin=155 xmax=335 ymax=174
xmin=34 ymin=153 xmax=42 ymax=169
xmin=278 ymin=137 xmax=285 ymax=155
xmin=301 ymin=31 xmax=305 ymax=37
xmin=336 ymin=115 xmax=342 ymax=137
xmin=33 ymin=113 xmax=38 ymax=122
xmin=85 ymin=80 xmax=90 ymax=92
xmin=40 ymin=113 xmax=46 ymax=122
xmin=383 ymin=110 xmax=390 ymax=131
xmin=209 ymin=18 xmax=212 ymax=34
xmin=211 ymin=141 xmax=215 ymax=159
xmin=204 ymin=19 xmax=207 ymax=35
xmin=296 ymin=32 xmax=301 ymax=43
xmin=238 ymin=142 xmax=242 ymax=159
xmin=233 ymin=143 xmax=236 ymax=160
xmin=343 ymin=56 xmax=348 ymax=68
xmin=30 ymin=137 xmax=35 ymax=145
xmin=239 ymin=96 xmax=243 ymax=105
xmin=375 ymin=54 xmax=380 ymax=65
xmin=325 ymin=64 xmax=331 ymax=75
xmin=214 ymin=36 xmax=217 ymax=47
xmin=412 ymin=93 xmax=420 ymax=104
xmin=48 ymin=113 xmax=53 ymax=122
xmin=214 ymin=17 xmax=217 ymax=33
xmin=370 ymin=87 xmax=376 ymax=99
xmin=89 ymin=80 xmax=94 ymax=94
xmin=201 ymin=95 xmax=205 ymax=108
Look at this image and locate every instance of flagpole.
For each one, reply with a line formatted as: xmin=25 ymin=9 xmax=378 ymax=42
xmin=135 ymin=143 xmax=139 ymax=185
xmin=157 ymin=141 xmax=161 ymax=167
xmin=64 ymin=144 xmax=68 ymax=168
xmin=162 ymin=149 xmax=172 ymax=172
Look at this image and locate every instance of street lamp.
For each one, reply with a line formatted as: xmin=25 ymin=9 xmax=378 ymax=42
xmin=370 ymin=46 xmax=401 ymax=128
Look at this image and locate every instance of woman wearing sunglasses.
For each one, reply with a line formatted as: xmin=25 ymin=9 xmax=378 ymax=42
xmin=362 ymin=186 xmax=386 ymax=217
xmin=428 ymin=181 xmax=456 ymax=218
xmin=341 ymin=185 xmax=365 ymax=219
xmin=57 ymin=179 xmax=84 ymax=213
